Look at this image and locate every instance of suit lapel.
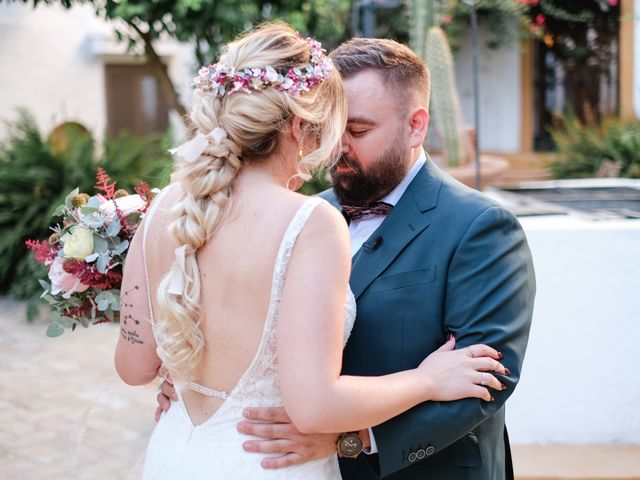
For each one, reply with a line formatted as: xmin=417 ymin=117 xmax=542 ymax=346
xmin=350 ymin=157 xmax=443 ymax=300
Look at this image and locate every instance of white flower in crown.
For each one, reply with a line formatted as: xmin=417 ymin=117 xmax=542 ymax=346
xmin=281 ymin=77 xmax=294 ymax=90
xmin=264 ymin=66 xmax=279 ymax=83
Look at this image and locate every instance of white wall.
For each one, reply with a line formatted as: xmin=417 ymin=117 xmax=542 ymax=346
xmin=0 ymin=3 xmax=193 ymax=141
xmin=453 ymin=27 xmax=522 ymax=153
xmin=635 ymin=0 xmax=640 ymax=118
xmin=507 ymin=216 xmax=640 ymax=443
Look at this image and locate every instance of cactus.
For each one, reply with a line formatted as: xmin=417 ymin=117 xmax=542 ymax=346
xmin=425 ymin=26 xmax=463 ymax=167
xmin=409 ymin=0 xmax=436 ymax=60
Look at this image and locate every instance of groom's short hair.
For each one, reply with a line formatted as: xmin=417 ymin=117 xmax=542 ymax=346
xmin=330 ymin=38 xmax=430 ymax=109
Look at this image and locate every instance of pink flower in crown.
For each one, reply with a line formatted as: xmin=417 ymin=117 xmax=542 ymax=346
xmin=48 ymin=257 xmax=90 ymax=298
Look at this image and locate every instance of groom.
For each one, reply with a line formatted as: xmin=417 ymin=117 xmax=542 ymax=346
xmin=157 ymin=38 xmax=535 ymax=479
xmin=236 ymin=38 xmax=536 ymax=479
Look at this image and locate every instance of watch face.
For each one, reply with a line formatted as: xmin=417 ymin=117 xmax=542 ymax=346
xmin=339 ymin=434 xmax=363 ymax=457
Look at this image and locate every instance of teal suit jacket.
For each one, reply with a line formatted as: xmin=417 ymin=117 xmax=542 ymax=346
xmin=320 ymin=155 xmax=535 ymax=479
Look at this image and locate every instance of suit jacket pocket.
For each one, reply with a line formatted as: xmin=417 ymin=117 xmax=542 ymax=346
xmin=367 ymin=266 xmax=436 ymax=294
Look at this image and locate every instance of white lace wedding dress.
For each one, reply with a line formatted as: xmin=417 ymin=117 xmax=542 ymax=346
xmin=141 ymin=197 xmax=356 ymax=479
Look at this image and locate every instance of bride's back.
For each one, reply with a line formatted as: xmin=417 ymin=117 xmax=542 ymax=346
xmin=145 ymin=180 xmax=307 ymax=423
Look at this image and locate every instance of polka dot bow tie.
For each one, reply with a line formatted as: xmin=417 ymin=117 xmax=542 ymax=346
xmin=342 ymin=201 xmax=394 ymax=221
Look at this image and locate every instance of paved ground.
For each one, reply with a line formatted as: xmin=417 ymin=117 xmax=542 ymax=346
xmin=0 ymin=298 xmax=155 ymax=480
xmin=1 ymin=298 xmax=639 ymax=480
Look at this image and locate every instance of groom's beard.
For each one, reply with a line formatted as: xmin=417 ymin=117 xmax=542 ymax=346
xmin=330 ymin=141 xmax=409 ymax=207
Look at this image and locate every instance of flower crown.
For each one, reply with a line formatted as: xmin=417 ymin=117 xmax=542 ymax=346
xmin=193 ymin=36 xmax=334 ymax=97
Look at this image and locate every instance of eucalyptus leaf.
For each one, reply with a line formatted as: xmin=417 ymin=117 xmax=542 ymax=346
xmin=95 ymin=290 xmax=116 ymax=311
xmin=38 ymin=279 xmax=50 ymax=292
xmin=114 ymin=239 xmax=129 ymax=255
xmin=106 ymin=219 xmax=121 ymax=237
xmin=80 ymin=212 xmax=104 ymax=229
xmin=105 ymin=308 xmax=115 ymax=321
xmin=46 ymin=321 xmax=65 ymax=337
xmin=93 ymin=236 xmax=109 ymax=254
xmin=85 ymin=253 xmax=99 ymax=263
xmin=52 ymin=204 xmax=67 ymax=217
xmin=88 ymin=196 xmax=101 ymax=209
xmin=96 ymin=254 xmax=109 ymax=274
xmin=80 ymin=206 xmax=99 ymax=215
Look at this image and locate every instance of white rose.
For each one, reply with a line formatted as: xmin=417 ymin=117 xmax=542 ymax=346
xmin=62 ymin=226 xmax=94 ymax=259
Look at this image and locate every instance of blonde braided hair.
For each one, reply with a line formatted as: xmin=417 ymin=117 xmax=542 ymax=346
xmin=154 ymin=22 xmax=347 ymax=383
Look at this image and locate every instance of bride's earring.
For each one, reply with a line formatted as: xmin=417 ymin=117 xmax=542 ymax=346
xmin=298 ymin=146 xmax=304 ymax=164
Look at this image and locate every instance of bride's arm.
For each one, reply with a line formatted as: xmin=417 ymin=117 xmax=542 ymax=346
xmin=114 ymin=220 xmax=162 ymax=386
xmin=277 ymin=202 xmax=504 ymax=434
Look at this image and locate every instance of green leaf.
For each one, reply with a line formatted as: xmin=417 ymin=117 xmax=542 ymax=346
xmin=93 ymin=235 xmax=109 ymax=253
xmin=114 ymin=239 xmax=129 ymax=255
xmin=46 ymin=321 xmax=65 ymax=337
xmin=96 ymin=254 xmax=109 ymax=274
xmin=85 ymin=253 xmax=99 ymax=263
xmin=106 ymin=218 xmax=121 ymax=237
xmin=88 ymin=196 xmax=100 ymax=209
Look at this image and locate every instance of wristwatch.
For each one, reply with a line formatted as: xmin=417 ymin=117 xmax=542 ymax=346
xmin=336 ymin=431 xmax=364 ymax=458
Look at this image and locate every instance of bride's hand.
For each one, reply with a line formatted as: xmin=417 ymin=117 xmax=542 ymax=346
xmin=418 ymin=336 xmax=508 ymax=402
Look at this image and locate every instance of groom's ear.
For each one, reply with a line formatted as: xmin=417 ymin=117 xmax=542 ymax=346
xmin=408 ymin=107 xmax=429 ymax=148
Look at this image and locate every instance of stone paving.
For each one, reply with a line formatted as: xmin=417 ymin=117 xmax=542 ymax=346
xmin=0 ymin=298 xmax=155 ymax=480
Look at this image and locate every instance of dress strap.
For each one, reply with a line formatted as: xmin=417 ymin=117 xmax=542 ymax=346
xmin=265 ymin=197 xmax=325 ymax=325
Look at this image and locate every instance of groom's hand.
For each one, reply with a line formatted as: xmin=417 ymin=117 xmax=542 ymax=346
xmin=154 ymin=378 xmax=178 ymax=422
xmin=238 ymin=407 xmax=339 ymax=469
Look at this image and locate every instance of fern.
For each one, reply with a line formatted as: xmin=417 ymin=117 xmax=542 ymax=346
xmin=0 ymin=109 xmax=173 ymax=300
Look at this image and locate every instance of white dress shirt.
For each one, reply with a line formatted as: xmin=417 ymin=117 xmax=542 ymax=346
xmin=346 ymin=150 xmax=426 ymax=454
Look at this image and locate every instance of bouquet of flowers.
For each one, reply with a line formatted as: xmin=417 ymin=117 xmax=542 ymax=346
xmin=26 ymin=168 xmax=154 ymax=337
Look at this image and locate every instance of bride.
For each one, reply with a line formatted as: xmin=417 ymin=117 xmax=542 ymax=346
xmin=114 ymin=22 xmax=506 ymax=479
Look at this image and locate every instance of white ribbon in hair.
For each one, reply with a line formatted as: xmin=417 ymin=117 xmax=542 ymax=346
xmin=169 ymin=127 xmax=228 ymax=164
xmin=167 ymin=245 xmax=190 ymax=295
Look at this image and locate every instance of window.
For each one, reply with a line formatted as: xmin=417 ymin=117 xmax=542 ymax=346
xmin=105 ymin=64 xmax=170 ymax=136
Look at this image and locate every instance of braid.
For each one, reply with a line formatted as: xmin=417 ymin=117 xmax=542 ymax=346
xmin=152 ymin=22 xmax=346 ymax=384
xmin=155 ymin=95 xmax=242 ymax=383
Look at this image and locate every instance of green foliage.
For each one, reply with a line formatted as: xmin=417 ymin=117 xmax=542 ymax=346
xmin=441 ymin=0 xmax=529 ymax=52
xmin=549 ymin=114 xmax=640 ymax=179
xmin=0 ymin=109 xmax=173 ymax=300
xmin=425 ymin=26 xmax=463 ymax=167
xmin=298 ymin=167 xmax=331 ymax=196
xmin=12 ymin=0 xmax=351 ymax=66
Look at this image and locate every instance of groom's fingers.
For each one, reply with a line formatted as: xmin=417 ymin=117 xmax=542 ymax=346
xmin=243 ymin=406 xmax=290 ymax=423
xmin=261 ymin=453 xmax=305 ymax=469
xmin=237 ymin=420 xmax=293 ymax=439
xmin=243 ymin=439 xmax=291 ymax=454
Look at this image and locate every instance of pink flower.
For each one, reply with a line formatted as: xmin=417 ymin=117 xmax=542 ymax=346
xmin=99 ymin=194 xmax=146 ymax=222
xmin=608 ymin=0 xmax=618 ymax=5
xmin=535 ymin=14 xmax=545 ymax=25
xmin=48 ymin=257 xmax=90 ymax=298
